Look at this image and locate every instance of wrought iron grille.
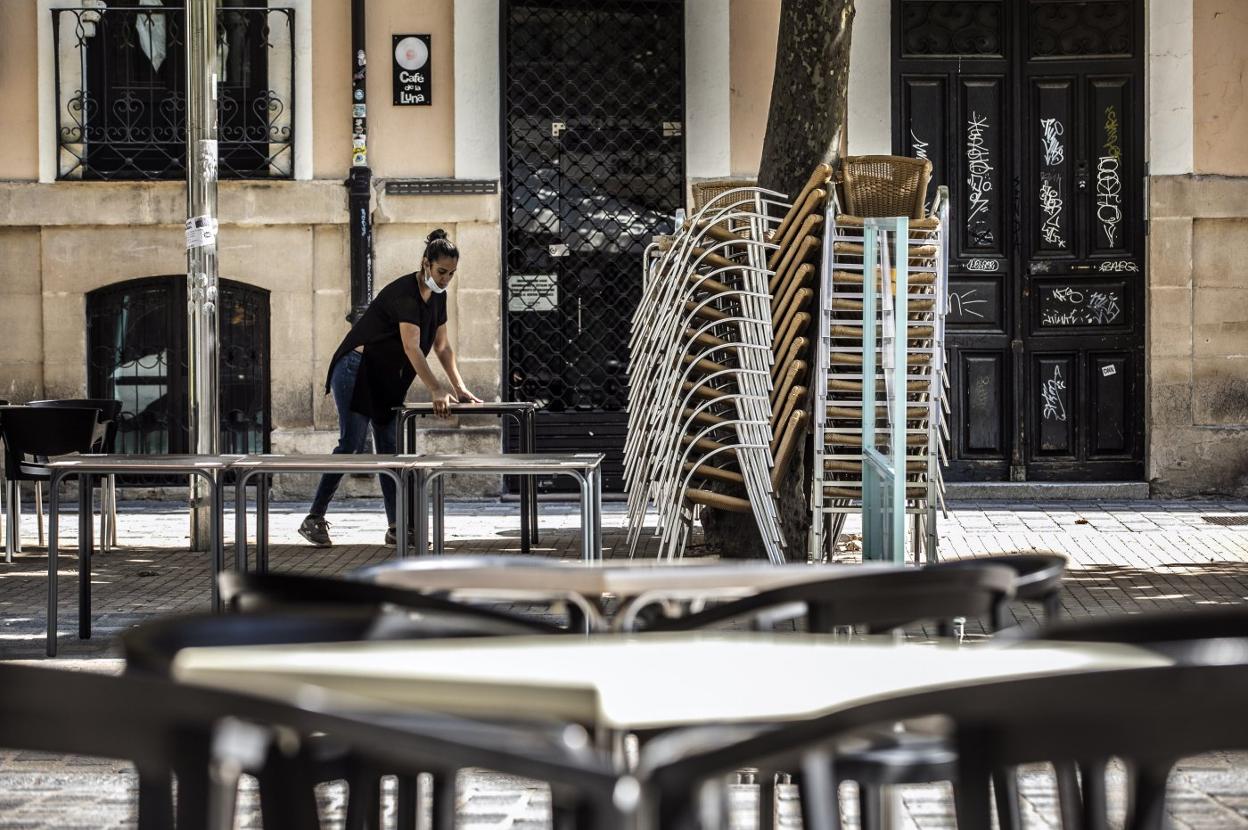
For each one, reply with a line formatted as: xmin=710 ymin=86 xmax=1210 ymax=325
xmin=900 ymin=1 xmax=1004 ymax=57
xmin=502 ymin=0 xmax=684 ymax=418
xmin=87 ymin=276 xmax=270 ymax=482
xmin=1030 ymin=1 xmax=1132 ymax=58
xmin=52 ymin=3 xmax=295 ymax=181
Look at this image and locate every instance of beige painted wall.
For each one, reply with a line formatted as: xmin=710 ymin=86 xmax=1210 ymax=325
xmin=728 ymin=0 xmax=779 ymax=178
xmin=1193 ymin=0 xmax=1248 ymax=176
xmin=362 ymin=0 xmax=456 ymax=178
xmin=0 ymin=2 xmax=39 ymax=180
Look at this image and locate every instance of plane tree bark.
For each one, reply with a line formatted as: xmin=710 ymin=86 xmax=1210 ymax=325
xmin=701 ymin=0 xmax=855 ymax=561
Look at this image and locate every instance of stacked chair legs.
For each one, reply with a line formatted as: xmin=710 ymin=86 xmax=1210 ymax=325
xmin=625 ymin=166 xmax=833 ymax=562
xmin=810 ymin=156 xmax=951 ymax=562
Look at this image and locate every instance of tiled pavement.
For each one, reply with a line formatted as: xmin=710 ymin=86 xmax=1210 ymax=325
xmin=2 ymin=496 xmax=1248 ymax=827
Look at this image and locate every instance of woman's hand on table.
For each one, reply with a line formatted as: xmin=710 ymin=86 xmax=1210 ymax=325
xmin=432 ymin=391 xmax=455 ymax=417
xmin=453 ymin=386 xmax=483 ymax=404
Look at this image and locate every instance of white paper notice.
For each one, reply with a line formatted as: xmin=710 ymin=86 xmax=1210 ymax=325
xmin=185 ymin=215 xmax=218 ymax=249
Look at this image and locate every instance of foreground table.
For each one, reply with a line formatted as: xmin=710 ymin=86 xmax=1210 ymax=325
xmin=355 ymin=556 xmax=890 ymax=631
xmin=172 ymin=633 xmax=1169 ymax=732
xmin=396 ymin=402 xmax=541 ymax=552
xmin=45 ymin=453 xmax=241 ymax=656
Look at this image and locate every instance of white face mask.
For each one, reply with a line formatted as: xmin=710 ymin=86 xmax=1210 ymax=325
xmin=423 ymin=270 xmax=446 ymax=294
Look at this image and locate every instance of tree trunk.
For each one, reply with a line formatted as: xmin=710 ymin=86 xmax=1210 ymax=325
xmin=701 ymin=0 xmax=855 ymax=561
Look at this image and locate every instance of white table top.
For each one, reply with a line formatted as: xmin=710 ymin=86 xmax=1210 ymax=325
xmin=364 ymin=558 xmax=884 ymax=600
xmin=172 ymin=633 xmax=1169 ymax=731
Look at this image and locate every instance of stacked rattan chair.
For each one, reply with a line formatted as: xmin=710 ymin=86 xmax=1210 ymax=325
xmin=810 ymin=155 xmax=951 ymax=562
xmin=625 ymin=167 xmax=832 ymax=563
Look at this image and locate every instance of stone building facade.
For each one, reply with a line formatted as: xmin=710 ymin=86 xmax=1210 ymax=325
xmin=0 ymin=0 xmax=1243 ymax=497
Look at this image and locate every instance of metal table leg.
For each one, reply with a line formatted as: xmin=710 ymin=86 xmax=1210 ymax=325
xmin=257 ymin=473 xmax=270 ymax=573
xmin=234 ymin=472 xmax=249 ymax=574
xmin=433 ymin=475 xmax=446 ymax=555
xmin=47 ymin=472 xmax=60 ymax=657
xmin=578 ymin=472 xmax=593 ymax=563
xmin=78 ymin=473 xmax=93 ymax=640
xmin=393 ymin=470 xmax=408 ymax=560
xmin=526 ymin=410 xmax=540 ymax=544
xmin=591 ymin=465 xmax=603 ymax=561
xmin=210 ymin=471 xmax=225 ymax=613
xmin=405 ymin=414 xmax=419 ymax=539
xmin=11 ymin=482 xmax=22 ymax=555
xmin=4 ymin=480 xmax=15 ymax=562
xmin=414 ymin=470 xmax=429 ymax=557
xmin=513 ymin=413 xmax=531 ymax=555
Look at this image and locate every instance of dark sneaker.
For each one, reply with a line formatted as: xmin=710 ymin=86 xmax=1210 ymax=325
xmin=298 ymin=515 xmax=332 ymax=548
xmin=384 ymin=526 xmax=418 ymax=548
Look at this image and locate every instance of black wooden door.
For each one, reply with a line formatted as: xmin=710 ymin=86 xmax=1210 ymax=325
xmin=502 ymin=0 xmax=685 ymax=492
xmin=893 ymin=0 xmax=1145 ymax=482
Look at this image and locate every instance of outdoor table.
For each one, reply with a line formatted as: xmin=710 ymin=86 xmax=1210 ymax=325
xmin=231 ymin=454 xmax=417 ymax=573
xmin=44 ymin=453 xmax=242 ymax=657
xmin=172 ymin=633 xmax=1171 ymax=737
xmin=409 ymin=454 xmax=604 ymax=562
xmin=354 ymin=556 xmax=893 ymax=632
xmin=396 ymin=402 xmax=540 ymax=553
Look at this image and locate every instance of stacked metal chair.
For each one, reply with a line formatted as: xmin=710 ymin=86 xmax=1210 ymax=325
xmin=810 ymin=156 xmax=951 ymax=562
xmin=625 ymin=166 xmax=833 ymax=563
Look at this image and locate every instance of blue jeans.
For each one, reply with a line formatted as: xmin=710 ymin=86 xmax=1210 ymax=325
xmin=309 ymin=350 xmax=399 ymax=525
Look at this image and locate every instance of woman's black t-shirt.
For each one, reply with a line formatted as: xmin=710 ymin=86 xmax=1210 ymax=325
xmin=324 ymin=272 xmax=448 ymax=420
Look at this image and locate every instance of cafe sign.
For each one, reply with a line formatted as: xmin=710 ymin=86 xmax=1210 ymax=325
xmin=392 ymin=34 xmax=431 ymax=106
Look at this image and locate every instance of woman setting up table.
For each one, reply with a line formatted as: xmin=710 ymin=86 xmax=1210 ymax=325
xmin=301 ymin=229 xmax=481 ymax=549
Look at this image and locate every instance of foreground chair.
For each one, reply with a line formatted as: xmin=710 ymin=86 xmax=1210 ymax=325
xmin=219 ymin=570 xmax=574 ymax=633
xmin=0 ymin=662 xmax=627 ymax=830
xmin=630 ymin=561 xmax=1019 ymax=830
xmin=217 ymin=570 xmax=576 ymax=828
xmin=639 ymin=661 xmax=1248 ymax=830
xmin=629 ymin=561 xmax=1017 ymax=635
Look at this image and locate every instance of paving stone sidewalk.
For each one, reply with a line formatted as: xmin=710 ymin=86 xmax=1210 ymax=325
xmin=1 ymin=497 xmax=1247 ymax=828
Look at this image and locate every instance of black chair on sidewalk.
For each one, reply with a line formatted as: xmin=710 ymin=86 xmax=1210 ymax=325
xmin=28 ymin=398 xmax=123 ymax=549
xmin=0 ymin=406 xmax=99 ymax=569
xmin=631 ymin=563 xmax=1017 ymax=635
xmin=210 ymin=572 xmax=579 ymax=828
xmin=929 ymin=552 xmax=1067 ymax=624
xmin=219 ymin=571 xmax=572 ymax=634
xmin=124 ymin=605 xmax=559 ymax=830
xmin=1008 ymin=606 xmax=1248 ymax=827
xmin=2 ymin=661 xmax=627 ymax=830
xmin=631 ymin=562 xmax=1021 ymax=830
xmin=638 ymin=661 xmax=1248 ymax=830
xmin=825 ymin=554 xmax=1068 ymax=830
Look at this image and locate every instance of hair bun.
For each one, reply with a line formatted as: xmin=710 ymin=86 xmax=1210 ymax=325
xmin=426 ymin=228 xmax=449 ymax=243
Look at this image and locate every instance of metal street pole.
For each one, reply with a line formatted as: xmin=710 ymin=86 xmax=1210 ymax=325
xmin=347 ymin=0 xmax=373 ymax=323
xmin=186 ymin=0 xmax=220 ymax=550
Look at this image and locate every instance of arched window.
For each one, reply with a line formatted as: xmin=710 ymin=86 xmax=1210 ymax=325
xmin=86 ymin=276 xmax=271 ymax=468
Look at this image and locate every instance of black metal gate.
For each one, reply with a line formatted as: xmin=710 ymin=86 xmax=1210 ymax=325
xmin=87 ymin=276 xmax=271 ymax=483
xmin=501 ymin=0 xmax=686 ymax=492
xmin=893 ymin=0 xmax=1145 ymax=482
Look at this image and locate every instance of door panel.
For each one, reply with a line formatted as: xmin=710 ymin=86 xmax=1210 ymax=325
xmin=894 ymin=0 xmax=1145 ymax=483
xmin=958 ymin=351 xmax=1009 ymax=457
xmin=502 ymin=0 xmax=685 ymax=492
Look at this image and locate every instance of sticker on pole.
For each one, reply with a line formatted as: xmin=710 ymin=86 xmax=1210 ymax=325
xmin=199 ymin=139 xmax=218 ymax=182
xmin=185 ymin=215 xmax=218 ymax=249
xmin=508 ymin=274 xmax=558 ymax=312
